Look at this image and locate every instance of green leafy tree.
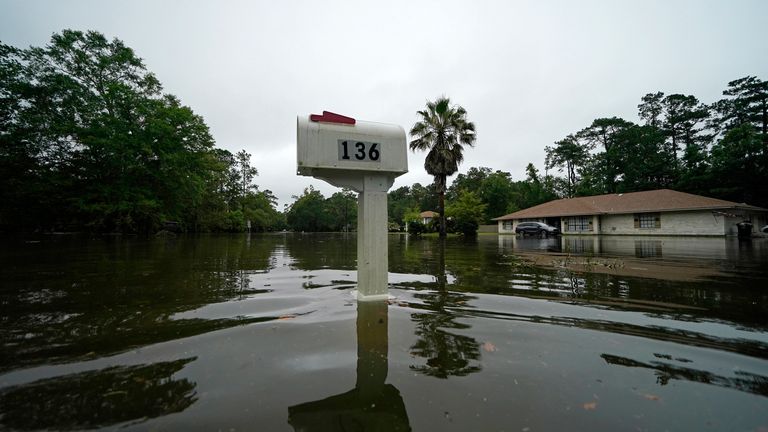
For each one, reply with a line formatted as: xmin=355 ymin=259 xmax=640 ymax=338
xmin=612 ymin=125 xmax=673 ymax=192
xmin=225 ymin=150 xmax=284 ymax=231
xmin=325 ymin=190 xmax=357 ymax=232
xmin=719 ymin=76 xmax=768 ymax=145
xmin=545 ymin=135 xmax=589 ymax=197
xmin=661 ymin=95 xmax=712 ymax=193
xmin=23 ymin=30 xmax=169 ymax=231
xmin=285 ymin=188 xmax=356 ymax=233
xmin=477 ymin=170 xmax=515 ymax=222
xmin=403 ymin=207 xmax=425 ymax=235
xmin=447 ymin=167 xmax=492 ymax=201
xmin=242 ymin=189 xmax=284 ymax=232
xmin=445 ymin=190 xmax=486 ymax=236
xmin=706 ymin=76 xmax=768 ymax=206
xmin=412 ymin=182 xmax=439 ymax=212
xmin=388 ymin=186 xmax=417 ymax=228
xmin=0 ymin=42 xmax=42 ymax=228
xmin=662 ymin=94 xmax=710 ymax=173
xmin=638 ymin=92 xmax=665 ymax=127
xmin=0 ymin=30 xmax=217 ymax=233
xmin=709 ymin=124 xmax=766 ymax=204
xmin=575 ymin=153 xmax=610 ymax=196
xmin=516 ymin=164 xmax=560 ymax=209
xmin=389 ymin=183 xmax=439 ymax=224
xmin=236 ymin=150 xmax=259 ymax=201
xmin=285 ymin=186 xmax=332 ymax=232
xmin=409 ymin=96 xmax=476 ymax=238
xmin=446 ymin=165 xmax=557 ymax=220
xmin=576 ymin=117 xmax=633 ymax=194
xmin=542 ymin=76 xmax=767 ymax=207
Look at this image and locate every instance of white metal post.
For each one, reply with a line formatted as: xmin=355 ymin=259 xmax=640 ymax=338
xmin=357 ymin=174 xmax=391 ymax=300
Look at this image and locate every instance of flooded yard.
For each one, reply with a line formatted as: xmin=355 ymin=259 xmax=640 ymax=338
xmin=1 ymin=233 xmax=767 ymax=431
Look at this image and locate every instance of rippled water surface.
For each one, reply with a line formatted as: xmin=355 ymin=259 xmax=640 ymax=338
xmin=1 ymin=233 xmax=767 ymax=431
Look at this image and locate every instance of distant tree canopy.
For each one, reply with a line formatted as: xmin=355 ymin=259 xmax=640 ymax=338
xmin=542 ymin=76 xmax=768 ymax=207
xmin=0 ymin=30 xmax=282 ymax=233
xmin=446 ymin=166 xmax=556 ymax=222
xmin=284 ymin=186 xmax=356 ymax=232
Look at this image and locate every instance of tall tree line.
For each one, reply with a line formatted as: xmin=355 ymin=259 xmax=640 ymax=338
xmin=284 ymin=186 xmax=357 ymax=232
xmin=0 ymin=30 xmax=282 ymax=233
xmin=545 ymin=76 xmax=768 ymax=207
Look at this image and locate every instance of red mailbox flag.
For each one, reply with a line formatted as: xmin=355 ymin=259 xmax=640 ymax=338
xmin=309 ymin=111 xmax=356 ymax=125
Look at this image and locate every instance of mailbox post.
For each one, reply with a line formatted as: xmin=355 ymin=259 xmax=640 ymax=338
xmin=297 ymin=111 xmax=407 ymax=300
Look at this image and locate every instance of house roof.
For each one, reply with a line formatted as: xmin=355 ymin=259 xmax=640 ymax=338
xmin=492 ymin=189 xmax=766 ymax=221
xmin=420 ymin=211 xmax=439 ymax=218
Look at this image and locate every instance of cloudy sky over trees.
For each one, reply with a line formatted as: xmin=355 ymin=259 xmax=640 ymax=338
xmin=2 ymin=0 xmax=766 ymax=208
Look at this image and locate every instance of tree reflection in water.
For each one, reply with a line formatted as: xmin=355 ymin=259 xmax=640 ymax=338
xmin=0 ymin=357 xmax=197 ymax=430
xmin=409 ymin=291 xmax=482 ymax=378
xmin=288 ymin=301 xmax=410 ymax=431
xmin=408 ymin=239 xmax=482 ymax=379
xmin=601 ymin=353 xmax=768 ymax=397
xmin=1 ymin=235 xmax=284 ymax=373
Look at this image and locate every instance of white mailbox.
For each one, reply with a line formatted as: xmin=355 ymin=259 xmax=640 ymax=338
xmin=297 ymin=111 xmax=408 ymax=184
xmin=296 ymin=111 xmax=408 ymax=301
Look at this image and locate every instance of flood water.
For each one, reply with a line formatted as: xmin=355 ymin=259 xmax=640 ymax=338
xmin=1 ymin=233 xmax=767 ymax=431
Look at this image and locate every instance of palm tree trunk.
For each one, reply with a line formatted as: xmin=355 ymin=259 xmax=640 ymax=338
xmin=439 ymin=191 xmax=446 ymax=238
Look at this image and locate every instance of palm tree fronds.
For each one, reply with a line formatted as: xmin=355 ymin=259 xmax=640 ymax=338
xmin=409 ymin=96 xmax=476 ymax=237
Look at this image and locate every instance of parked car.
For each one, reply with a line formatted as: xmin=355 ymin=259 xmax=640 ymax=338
xmin=761 ymin=225 xmax=768 ymax=234
xmin=515 ymin=222 xmax=560 ymax=236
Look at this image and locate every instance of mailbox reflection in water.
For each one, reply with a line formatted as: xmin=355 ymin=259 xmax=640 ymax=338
xmin=288 ymin=300 xmax=410 ymax=431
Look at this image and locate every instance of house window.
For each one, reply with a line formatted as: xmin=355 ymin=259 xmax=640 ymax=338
xmin=503 ymin=221 xmax=513 ymax=230
xmin=566 ymin=216 xmax=591 ymax=232
xmin=634 ymin=213 xmax=661 ymax=229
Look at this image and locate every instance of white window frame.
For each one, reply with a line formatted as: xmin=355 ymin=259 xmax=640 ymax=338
xmin=637 ymin=213 xmax=660 ymax=229
xmin=567 ymin=216 xmax=590 ymax=232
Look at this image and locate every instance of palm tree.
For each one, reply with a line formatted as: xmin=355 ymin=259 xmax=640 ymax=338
xmin=410 ymin=97 xmax=476 ymax=237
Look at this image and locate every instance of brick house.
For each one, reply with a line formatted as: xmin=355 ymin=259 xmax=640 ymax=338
xmin=493 ymin=189 xmax=767 ymax=236
xmin=419 ymin=211 xmax=438 ymax=225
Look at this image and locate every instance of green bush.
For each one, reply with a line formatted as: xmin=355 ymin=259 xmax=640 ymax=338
xmin=407 ymin=221 xmax=426 ymax=236
xmin=446 ymin=191 xmax=486 ymax=236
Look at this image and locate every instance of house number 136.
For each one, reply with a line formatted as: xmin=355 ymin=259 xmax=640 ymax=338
xmin=339 ymin=140 xmax=380 ymax=162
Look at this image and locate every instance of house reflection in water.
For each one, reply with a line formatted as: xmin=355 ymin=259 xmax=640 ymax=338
xmin=288 ymin=300 xmax=410 ymax=432
xmin=498 ymin=235 xmax=768 ymax=261
xmin=634 ymin=240 xmax=663 ymax=258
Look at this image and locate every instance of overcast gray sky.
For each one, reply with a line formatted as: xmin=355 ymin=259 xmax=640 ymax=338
xmin=2 ymin=0 xmax=767 ymax=209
